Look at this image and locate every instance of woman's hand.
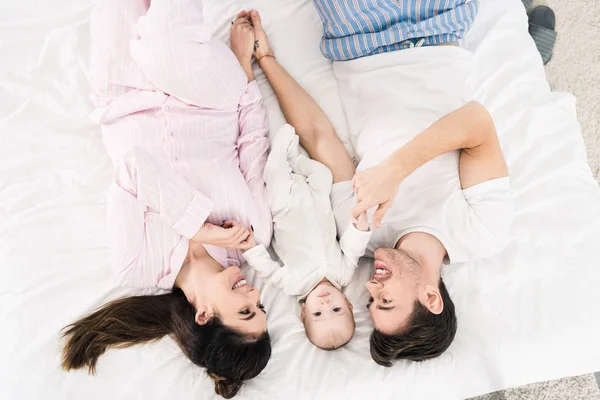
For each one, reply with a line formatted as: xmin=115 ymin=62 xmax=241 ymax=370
xmin=248 ymin=10 xmax=273 ymax=62
xmin=230 ymin=11 xmax=256 ymax=81
xmin=351 ymin=159 xmax=406 ymax=228
xmin=191 ymin=221 xmax=253 ymax=249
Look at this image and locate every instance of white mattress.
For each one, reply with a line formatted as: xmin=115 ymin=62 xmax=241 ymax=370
xmin=2 ymin=0 xmax=600 ymax=399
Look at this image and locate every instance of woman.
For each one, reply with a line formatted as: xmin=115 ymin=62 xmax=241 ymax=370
xmin=61 ymin=1 xmax=273 ymax=398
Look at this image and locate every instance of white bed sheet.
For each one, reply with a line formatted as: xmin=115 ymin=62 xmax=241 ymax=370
xmin=1 ymin=0 xmax=600 ymax=400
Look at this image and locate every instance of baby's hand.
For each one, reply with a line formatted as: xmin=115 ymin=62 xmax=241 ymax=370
xmin=238 ymin=228 xmax=257 ymax=251
xmin=353 ymin=212 xmax=370 ymax=232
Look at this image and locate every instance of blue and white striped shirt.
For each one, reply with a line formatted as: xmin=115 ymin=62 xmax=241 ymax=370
xmin=313 ymin=0 xmax=480 ymax=61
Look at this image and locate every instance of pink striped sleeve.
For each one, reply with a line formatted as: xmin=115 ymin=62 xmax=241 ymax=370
xmin=107 ymin=182 xmax=190 ymax=289
xmin=115 ymin=148 xmax=213 ymax=239
xmin=237 ymin=81 xmax=273 ymax=246
xmin=237 ymin=81 xmax=270 ymax=189
xmin=89 ymin=0 xmax=155 ymax=108
xmin=107 ymin=147 xmax=213 ymax=288
xmin=130 ymin=0 xmax=247 ymax=109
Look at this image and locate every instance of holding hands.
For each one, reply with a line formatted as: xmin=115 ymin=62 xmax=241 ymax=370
xmin=230 ymin=8 xmax=401 ymax=230
xmin=351 ymin=159 xmax=407 ymax=228
xmin=230 ymin=10 xmax=274 ymax=81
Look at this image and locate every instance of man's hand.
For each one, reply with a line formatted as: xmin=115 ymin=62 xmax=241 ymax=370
xmin=353 ymin=212 xmax=370 ymax=232
xmin=192 ymin=221 xmax=253 ymax=249
xmin=249 ymin=10 xmax=274 ymax=61
xmin=351 ymin=159 xmax=406 ymax=228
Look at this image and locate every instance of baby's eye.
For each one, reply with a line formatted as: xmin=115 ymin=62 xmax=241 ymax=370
xmin=240 ymin=309 xmax=251 ymax=315
xmin=333 ymin=307 xmax=341 ymax=312
xmin=313 ymin=312 xmax=322 ymax=317
xmin=382 ymin=298 xmax=391 ymax=304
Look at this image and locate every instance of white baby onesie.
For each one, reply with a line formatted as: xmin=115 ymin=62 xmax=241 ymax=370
xmin=243 ymin=125 xmax=372 ymax=301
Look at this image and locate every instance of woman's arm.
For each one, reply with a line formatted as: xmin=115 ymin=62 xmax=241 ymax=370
xmin=352 ymin=101 xmax=509 ymax=226
xmin=130 ymin=0 xmax=247 ymax=109
xmin=109 ymin=148 xmax=253 ymax=287
xmin=230 ymin=13 xmax=273 ymax=246
xmin=249 ymin=10 xmax=355 ymax=183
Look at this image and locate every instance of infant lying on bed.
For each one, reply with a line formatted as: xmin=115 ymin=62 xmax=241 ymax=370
xmin=243 ymin=124 xmax=371 ymax=350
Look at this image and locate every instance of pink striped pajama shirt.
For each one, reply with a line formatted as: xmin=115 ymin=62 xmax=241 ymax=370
xmin=90 ymin=0 xmax=272 ymax=289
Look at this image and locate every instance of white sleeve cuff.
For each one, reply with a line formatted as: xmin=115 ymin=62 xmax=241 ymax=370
xmin=339 ymin=223 xmax=372 ymax=257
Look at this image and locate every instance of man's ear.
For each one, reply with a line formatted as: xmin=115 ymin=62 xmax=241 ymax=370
xmin=195 ymin=304 xmax=214 ymax=325
xmin=423 ymin=284 xmax=443 ymax=315
xmin=300 ymin=303 xmax=306 ymax=321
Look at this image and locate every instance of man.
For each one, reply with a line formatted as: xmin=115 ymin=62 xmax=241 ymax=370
xmin=247 ymin=0 xmax=513 ymax=366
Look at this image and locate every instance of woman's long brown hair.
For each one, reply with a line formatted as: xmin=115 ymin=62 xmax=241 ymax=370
xmin=61 ymin=289 xmax=271 ymax=398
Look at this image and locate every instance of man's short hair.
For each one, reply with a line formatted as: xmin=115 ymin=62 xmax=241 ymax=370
xmin=369 ymin=278 xmax=457 ymax=366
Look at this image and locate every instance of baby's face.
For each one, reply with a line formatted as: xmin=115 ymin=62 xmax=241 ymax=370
xmin=302 ymin=284 xmax=355 ymax=349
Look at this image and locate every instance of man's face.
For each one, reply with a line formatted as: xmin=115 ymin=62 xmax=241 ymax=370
xmin=366 ymin=248 xmax=421 ymax=335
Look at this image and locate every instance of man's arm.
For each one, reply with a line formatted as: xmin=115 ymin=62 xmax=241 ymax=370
xmin=352 ymin=102 xmax=509 ymax=225
xmin=250 ymin=10 xmax=355 ymax=183
xmin=418 ymin=102 xmax=508 ymax=190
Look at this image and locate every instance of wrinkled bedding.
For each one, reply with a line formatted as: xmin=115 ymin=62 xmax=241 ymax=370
xmin=1 ymin=0 xmax=600 ymax=399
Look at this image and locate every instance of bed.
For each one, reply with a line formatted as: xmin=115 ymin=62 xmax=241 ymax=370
xmin=1 ymin=0 xmax=600 ymax=399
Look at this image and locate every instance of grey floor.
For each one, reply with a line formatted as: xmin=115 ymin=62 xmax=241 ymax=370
xmin=469 ymin=374 xmax=600 ymax=400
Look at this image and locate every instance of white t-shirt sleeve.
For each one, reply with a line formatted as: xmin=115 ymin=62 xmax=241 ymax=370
xmin=448 ymin=177 xmax=514 ymax=263
xmin=330 ymin=181 xmax=355 ymax=239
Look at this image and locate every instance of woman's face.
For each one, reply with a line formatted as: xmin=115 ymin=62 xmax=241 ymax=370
xmin=197 ymin=266 xmax=267 ymax=336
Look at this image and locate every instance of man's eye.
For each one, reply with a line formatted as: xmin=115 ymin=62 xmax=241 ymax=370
xmin=257 ymin=304 xmax=266 ymax=313
xmin=333 ymin=307 xmax=341 ymax=312
xmin=240 ymin=309 xmax=251 ymax=315
xmin=313 ymin=312 xmax=321 ymax=317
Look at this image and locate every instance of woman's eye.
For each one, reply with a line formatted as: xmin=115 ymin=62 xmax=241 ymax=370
xmin=240 ymin=309 xmax=251 ymax=315
xmin=313 ymin=312 xmax=321 ymax=317
xmin=333 ymin=307 xmax=341 ymax=312
xmin=368 ymin=297 xmax=374 ymax=303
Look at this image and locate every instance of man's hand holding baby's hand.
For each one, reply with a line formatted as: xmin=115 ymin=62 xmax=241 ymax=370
xmin=353 ymin=212 xmax=370 ymax=232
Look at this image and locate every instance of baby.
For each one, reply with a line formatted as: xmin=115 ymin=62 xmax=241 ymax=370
xmin=244 ymin=124 xmax=371 ymax=350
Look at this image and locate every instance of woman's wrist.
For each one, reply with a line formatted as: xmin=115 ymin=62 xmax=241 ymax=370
xmin=237 ymin=58 xmax=255 ymax=82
